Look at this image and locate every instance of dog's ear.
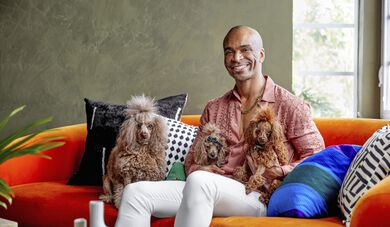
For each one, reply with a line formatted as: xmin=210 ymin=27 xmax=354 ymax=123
xmin=193 ymin=138 xmax=208 ymax=166
xmin=116 ymin=118 xmax=137 ymax=149
xmin=149 ymin=116 xmax=168 ymax=152
xmin=216 ymin=143 xmax=228 ymax=167
xmin=270 ymin=120 xmax=289 ymax=165
xmin=244 ymin=121 xmax=257 ymax=145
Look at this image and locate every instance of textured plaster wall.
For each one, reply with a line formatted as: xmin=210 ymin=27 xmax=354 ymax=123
xmin=0 ymin=0 xmax=292 ymax=131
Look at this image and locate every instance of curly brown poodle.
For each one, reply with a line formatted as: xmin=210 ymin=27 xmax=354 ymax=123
xmin=193 ymin=123 xmax=229 ymax=168
xmin=99 ymin=95 xmax=167 ymax=208
xmin=233 ymin=105 xmax=288 ymax=204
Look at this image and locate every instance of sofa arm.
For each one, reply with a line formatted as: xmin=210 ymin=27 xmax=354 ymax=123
xmin=0 ymin=124 xmax=87 ymax=186
xmin=350 ymin=176 xmax=390 ymax=227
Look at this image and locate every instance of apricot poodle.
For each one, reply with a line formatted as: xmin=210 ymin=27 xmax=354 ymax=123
xmin=100 ymin=95 xmax=167 ymax=208
xmin=193 ymin=123 xmax=229 ymax=168
xmin=233 ymin=105 xmax=288 ymax=204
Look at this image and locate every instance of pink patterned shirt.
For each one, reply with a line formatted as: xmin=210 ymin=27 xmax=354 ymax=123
xmin=185 ymin=75 xmax=325 ymax=178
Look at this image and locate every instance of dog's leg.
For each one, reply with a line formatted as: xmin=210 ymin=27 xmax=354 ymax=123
xmin=99 ymin=175 xmax=113 ymax=203
xmin=245 ymin=166 xmax=266 ymax=194
xmin=233 ymin=161 xmax=249 ymax=183
xmin=261 ymin=179 xmax=281 ymax=204
xmin=113 ymin=183 xmax=125 ymax=208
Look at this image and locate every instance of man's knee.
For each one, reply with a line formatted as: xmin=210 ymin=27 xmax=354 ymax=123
xmin=185 ymin=171 xmax=217 ymax=195
xmin=122 ymin=182 xmax=150 ymax=205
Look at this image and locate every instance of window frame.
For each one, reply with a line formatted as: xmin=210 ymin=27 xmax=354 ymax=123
xmin=293 ymin=0 xmax=359 ymax=117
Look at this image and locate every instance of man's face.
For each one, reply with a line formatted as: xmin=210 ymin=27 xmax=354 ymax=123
xmin=223 ymin=29 xmax=264 ymax=81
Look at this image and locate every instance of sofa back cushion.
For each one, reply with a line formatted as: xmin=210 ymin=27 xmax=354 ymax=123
xmin=68 ymin=94 xmax=188 ymax=186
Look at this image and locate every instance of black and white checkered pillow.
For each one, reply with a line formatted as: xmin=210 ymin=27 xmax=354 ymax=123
xmin=338 ymin=125 xmax=390 ymax=226
xmin=164 ymin=118 xmax=198 ymax=176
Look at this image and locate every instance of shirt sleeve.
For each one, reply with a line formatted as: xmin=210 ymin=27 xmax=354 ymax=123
xmin=280 ymin=102 xmax=325 ymax=176
xmin=184 ymin=102 xmax=210 ymax=176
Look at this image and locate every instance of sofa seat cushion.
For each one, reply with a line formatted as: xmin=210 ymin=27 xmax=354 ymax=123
xmin=1 ymin=181 xmax=343 ymax=227
xmin=1 ymin=181 xmax=118 ymax=227
xmin=210 ymin=216 xmax=343 ymax=227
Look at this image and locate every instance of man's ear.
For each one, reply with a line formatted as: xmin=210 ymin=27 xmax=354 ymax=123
xmin=259 ymin=48 xmax=265 ymax=63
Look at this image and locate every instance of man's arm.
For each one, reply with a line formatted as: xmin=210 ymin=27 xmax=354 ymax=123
xmin=280 ymin=102 xmax=325 ymax=177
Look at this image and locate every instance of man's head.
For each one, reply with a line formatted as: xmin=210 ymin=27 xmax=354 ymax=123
xmin=223 ymin=26 xmax=265 ymax=82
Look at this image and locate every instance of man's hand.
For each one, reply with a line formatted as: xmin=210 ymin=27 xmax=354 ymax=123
xmin=197 ymin=165 xmax=226 ymax=174
xmin=263 ymin=166 xmax=284 ymax=180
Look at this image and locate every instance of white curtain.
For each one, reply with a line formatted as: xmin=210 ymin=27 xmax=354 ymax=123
xmin=380 ymin=0 xmax=390 ymax=119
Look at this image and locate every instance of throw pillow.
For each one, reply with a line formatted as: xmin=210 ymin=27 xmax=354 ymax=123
xmin=338 ymin=125 xmax=390 ymax=226
xmin=68 ymin=94 xmax=188 ymax=186
xmin=267 ymin=145 xmax=361 ymax=218
xmin=165 ymin=162 xmax=186 ymax=181
xmin=164 ymin=118 xmax=198 ymax=176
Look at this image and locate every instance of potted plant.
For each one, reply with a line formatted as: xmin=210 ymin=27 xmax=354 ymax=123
xmin=0 ymin=106 xmax=64 ymax=209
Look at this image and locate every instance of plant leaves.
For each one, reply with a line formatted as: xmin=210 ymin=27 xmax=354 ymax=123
xmin=0 ymin=201 xmax=8 ymax=209
xmin=0 ymin=190 xmax=12 ymax=204
xmin=0 ymin=179 xmax=13 ymax=196
xmin=0 ymin=106 xmax=25 ymax=132
xmin=0 ymin=142 xmax=64 ymax=164
xmin=0 ymin=116 xmax=53 ymax=151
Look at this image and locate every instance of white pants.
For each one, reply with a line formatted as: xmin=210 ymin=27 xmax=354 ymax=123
xmin=115 ymin=170 xmax=267 ymax=227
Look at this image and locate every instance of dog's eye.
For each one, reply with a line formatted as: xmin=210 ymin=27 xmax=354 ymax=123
xmin=137 ymin=123 xmax=142 ymax=128
xmin=147 ymin=124 xmax=153 ymax=130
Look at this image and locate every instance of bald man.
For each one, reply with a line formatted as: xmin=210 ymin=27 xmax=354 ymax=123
xmin=115 ymin=26 xmax=325 ymax=227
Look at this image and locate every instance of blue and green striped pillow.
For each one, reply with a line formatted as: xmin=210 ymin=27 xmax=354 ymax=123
xmin=267 ymin=145 xmax=361 ymax=218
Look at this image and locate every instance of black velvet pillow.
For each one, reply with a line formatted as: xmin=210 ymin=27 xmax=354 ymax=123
xmin=68 ymin=94 xmax=188 ymax=185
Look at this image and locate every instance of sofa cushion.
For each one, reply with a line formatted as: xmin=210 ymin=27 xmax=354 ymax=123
xmin=68 ymin=94 xmax=188 ymax=186
xmin=338 ymin=125 xmax=390 ymax=226
xmin=1 ymin=182 xmax=344 ymax=227
xmin=164 ymin=118 xmax=198 ymax=176
xmin=1 ymin=181 xmax=178 ymax=227
xmin=268 ymin=145 xmax=361 ymax=218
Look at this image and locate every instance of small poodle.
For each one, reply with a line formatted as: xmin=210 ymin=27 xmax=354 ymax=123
xmin=100 ymin=95 xmax=167 ymax=208
xmin=193 ymin=123 xmax=229 ymax=168
xmin=233 ymin=105 xmax=288 ymax=204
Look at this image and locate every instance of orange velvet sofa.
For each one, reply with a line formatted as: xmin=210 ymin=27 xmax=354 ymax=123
xmin=1 ymin=115 xmax=390 ymax=227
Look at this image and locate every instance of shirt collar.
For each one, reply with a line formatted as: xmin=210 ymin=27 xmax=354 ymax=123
xmin=231 ymin=75 xmax=276 ymax=103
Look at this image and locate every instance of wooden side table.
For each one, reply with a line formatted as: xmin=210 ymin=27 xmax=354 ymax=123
xmin=0 ymin=218 xmax=17 ymax=227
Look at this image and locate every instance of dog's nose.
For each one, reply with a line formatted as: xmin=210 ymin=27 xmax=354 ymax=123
xmin=141 ymin=132 xmax=148 ymax=138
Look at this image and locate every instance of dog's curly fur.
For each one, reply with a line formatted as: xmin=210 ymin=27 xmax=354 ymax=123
xmin=233 ymin=105 xmax=288 ymax=204
xmin=99 ymin=95 xmax=167 ymax=208
xmin=193 ymin=123 xmax=229 ymax=168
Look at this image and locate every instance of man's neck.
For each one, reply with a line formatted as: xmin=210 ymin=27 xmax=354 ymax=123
xmin=236 ymin=74 xmax=265 ymax=101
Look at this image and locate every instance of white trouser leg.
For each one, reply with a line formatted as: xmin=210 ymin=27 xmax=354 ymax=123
xmin=115 ymin=180 xmax=185 ymax=227
xmin=174 ymin=170 xmax=267 ymax=227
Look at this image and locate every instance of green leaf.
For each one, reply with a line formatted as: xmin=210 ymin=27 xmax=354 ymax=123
xmin=0 ymin=116 xmax=53 ymax=151
xmin=0 ymin=190 xmax=12 ymax=204
xmin=0 ymin=201 xmax=8 ymax=209
xmin=0 ymin=179 xmax=13 ymax=196
xmin=0 ymin=142 xmax=64 ymax=164
xmin=0 ymin=133 xmax=63 ymax=158
xmin=0 ymin=106 xmax=25 ymax=132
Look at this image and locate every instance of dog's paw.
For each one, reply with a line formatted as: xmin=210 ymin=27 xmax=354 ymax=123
xmin=99 ymin=194 xmax=112 ymax=203
xmin=245 ymin=184 xmax=255 ymax=194
xmin=259 ymin=192 xmax=270 ymax=205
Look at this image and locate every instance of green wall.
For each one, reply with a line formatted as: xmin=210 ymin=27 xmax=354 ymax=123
xmin=0 ymin=0 xmax=382 ymax=134
xmin=0 ymin=0 xmax=292 ymax=131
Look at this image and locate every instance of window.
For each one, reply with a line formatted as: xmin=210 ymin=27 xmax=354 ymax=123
xmin=381 ymin=0 xmax=390 ymax=119
xmin=293 ymin=0 xmax=358 ymax=117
